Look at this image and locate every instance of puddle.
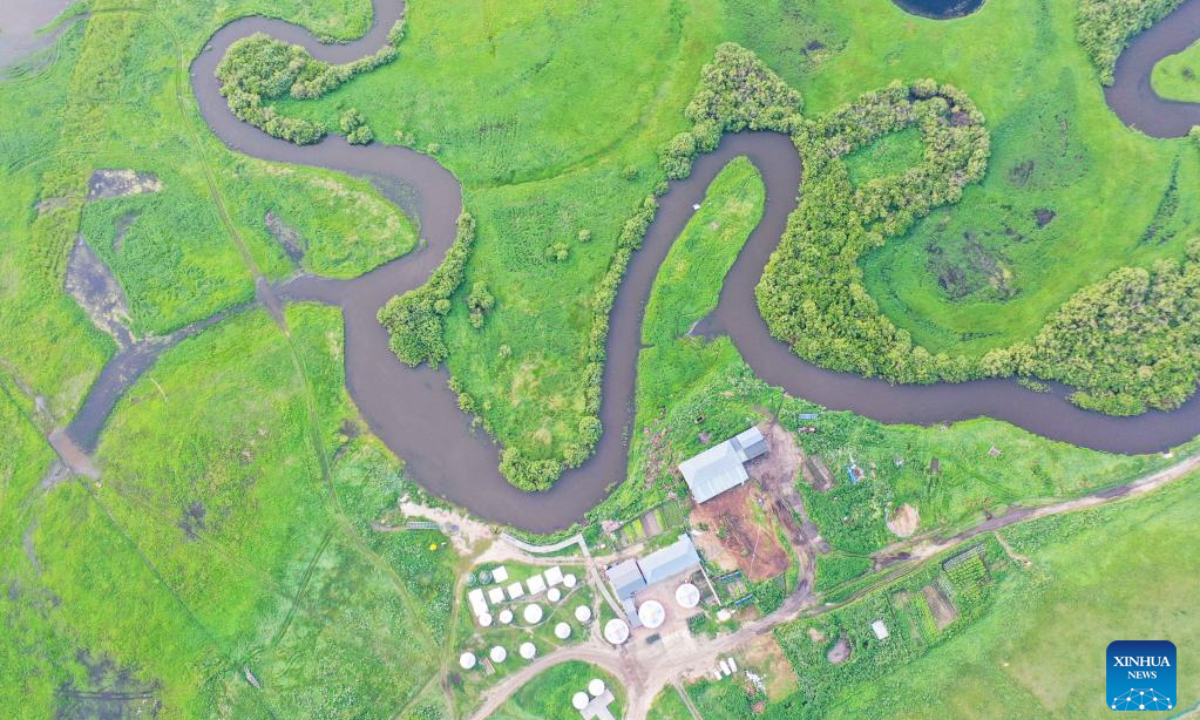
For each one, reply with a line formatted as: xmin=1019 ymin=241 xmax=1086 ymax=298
xmin=87 ymin=169 xmax=163 ymax=200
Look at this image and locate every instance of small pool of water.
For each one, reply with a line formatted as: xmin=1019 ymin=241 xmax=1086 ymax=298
xmin=892 ymin=0 xmax=984 ymax=19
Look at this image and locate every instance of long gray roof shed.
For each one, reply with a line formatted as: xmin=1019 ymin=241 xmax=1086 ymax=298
xmin=637 ymin=534 xmax=701 ymax=586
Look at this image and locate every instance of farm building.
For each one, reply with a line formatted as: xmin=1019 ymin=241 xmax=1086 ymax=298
xmin=604 ymin=534 xmax=703 ymax=627
xmin=678 ymin=426 xmax=769 ymax=503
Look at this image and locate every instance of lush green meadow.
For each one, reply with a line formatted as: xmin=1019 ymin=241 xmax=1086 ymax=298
xmin=486 ymin=661 xmax=624 ymax=720
xmin=0 ymin=304 xmax=459 ymax=718
xmin=1152 ymin=39 xmax=1200 ymax=102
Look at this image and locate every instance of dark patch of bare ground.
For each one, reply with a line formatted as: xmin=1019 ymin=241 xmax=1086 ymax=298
xmin=86 ymin=170 xmax=162 ymax=200
xmin=922 ymin=583 xmax=959 ymax=629
xmin=826 ymin=634 xmax=851 ymax=664
xmin=111 ymin=211 xmax=138 ymax=253
xmin=177 ymin=501 xmax=207 ymax=541
xmin=1034 ymin=208 xmax=1056 ymax=227
xmin=56 ymin=649 xmax=161 ymax=720
xmin=265 ymin=210 xmax=306 ymax=263
xmin=65 ymin=235 xmax=134 ymax=347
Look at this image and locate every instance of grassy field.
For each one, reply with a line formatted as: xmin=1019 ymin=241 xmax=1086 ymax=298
xmin=486 ymin=661 xmax=624 ymax=720
xmin=782 ymin=0 xmax=1200 ymax=357
xmin=817 ymin=472 xmax=1200 ymax=720
xmin=1152 ymin=39 xmax=1200 ymax=102
xmin=648 ymin=686 xmax=694 ymax=720
xmin=0 ymin=305 xmax=459 ymax=718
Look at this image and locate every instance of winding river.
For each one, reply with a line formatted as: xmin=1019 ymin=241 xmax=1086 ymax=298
xmin=60 ymin=0 xmax=1200 ymax=531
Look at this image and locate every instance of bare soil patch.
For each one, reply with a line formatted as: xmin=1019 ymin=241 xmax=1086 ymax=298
xmin=801 ymin=455 xmax=834 ymax=492
xmin=807 ymin=626 xmax=826 ymax=644
xmin=741 ymin=634 xmax=800 ymax=701
xmin=689 ymin=483 xmax=789 ymax=582
xmin=826 ymin=635 xmax=851 ymax=664
xmin=87 ymin=169 xmax=163 ymax=199
xmin=921 ymin=583 xmax=959 ymax=629
xmin=748 ymin=422 xmax=803 ymax=493
xmin=886 ymin=503 xmax=920 ymax=538
xmin=265 ymin=211 xmax=306 ymax=263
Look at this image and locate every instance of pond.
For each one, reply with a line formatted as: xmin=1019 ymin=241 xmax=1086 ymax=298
xmin=891 ymin=0 xmax=985 ymax=20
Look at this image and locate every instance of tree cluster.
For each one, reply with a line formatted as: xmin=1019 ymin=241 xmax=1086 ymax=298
xmin=465 ymin=281 xmax=494 ymax=329
xmin=377 ymin=213 xmax=475 ymax=366
xmin=661 ymin=43 xmax=803 ymax=178
xmin=1077 ymin=0 xmax=1185 ymax=83
xmin=988 ymin=240 xmax=1200 ymax=415
xmin=214 ymin=16 xmax=404 ymax=144
xmin=755 ymin=80 xmax=992 ymax=385
xmin=339 ymin=108 xmax=374 ymax=145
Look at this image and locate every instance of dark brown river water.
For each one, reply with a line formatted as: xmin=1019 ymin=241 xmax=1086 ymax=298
xmin=55 ymin=0 xmax=1200 ymax=530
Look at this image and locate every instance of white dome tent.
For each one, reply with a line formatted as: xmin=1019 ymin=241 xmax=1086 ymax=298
xmin=519 ymin=642 xmax=537 ymax=660
xmin=554 ymin=622 xmax=572 ymax=639
xmin=588 ymin=678 xmax=606 ymax=697
xmin=523 ymin=603 xmax=544 ymax=624
xmin=603 ymin=618 xmax=630 ymax=645
xmin=572 ymin=692 xmax=590 ymax=711
xmin=638 ymin=600 xmax=666 ymax=629
xmin=675 ymin=583 xmax=701 ymax=609
xmin=458 ymin=652 xmax=476 ymax=670
xmin=574 ymin=605 xmax=592 ymax=623
xmin=489 ymin=646 xmax=507 ymax=663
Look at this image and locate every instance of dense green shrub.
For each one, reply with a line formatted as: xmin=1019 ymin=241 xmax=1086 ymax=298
xmin=814 ymin=553 xmax=873 ymax=592
xmin=340 ymin=108 xmax=374 ymax=144
xmin=1010 ymin=240 xmax=1200 ymax=414
xmin=378 ymin=213 xmax=475 ymax=366
xmin=1077 ymin=0 xmax=1186 ymax=83
xmin=215 ymin=15 xmax=405 ymax=143
xmin=661 ymin=43 xmax=802 ymax=178
xmin=465 ymin=281 xmax=494 ymax=329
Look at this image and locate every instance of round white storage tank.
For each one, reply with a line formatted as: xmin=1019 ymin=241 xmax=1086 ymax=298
xmin=675 ymin=583 xmax=701 ymax=609
xmin=572 ymin=692 xmax=590 ymax=710
xmin=638 ymin=600 xmax=666 ymax=629
xmin=574 ymin=605 xmax=592 ymax=623
xmin=458 ymin=652 xmax=476 ymax=670
xmin=588 ymin=678 xmax=606 ymax=697
xmin=523 ymin=604 xmax=544 ymax=624
xmin=604 ymin=618 xmax=630 ymax=645
xmin=547 ymin=588 xmax=562 ymax=603
xmin=479 ymin=613 xmax=493 ymax=627
xmin=519 ymin=642 xmax=536 ymax=660
xmin=554 ymin=622 xmax=572 ymax=639
xmin=563 ymin=574 xmax=578 ymax=588
xmin=499 ymin=609 xmax=514 ymax=625
xmin=489 ymin=646 xmax=507 ymax=663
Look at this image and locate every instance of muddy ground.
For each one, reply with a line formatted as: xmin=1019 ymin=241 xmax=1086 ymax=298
xmin=64 ymin=235 xmax=135 ymax=346
xmin=87 ymin=169 xmax=162 ymax=199
xmin=922 ymin=583 xmax=959 ymax=629
xmin=690 ymin=483 xmax=789 ymax=583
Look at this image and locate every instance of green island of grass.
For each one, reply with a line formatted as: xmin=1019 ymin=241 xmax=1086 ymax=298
xmin=1152 ymin=39 xmax=1200 ymax=102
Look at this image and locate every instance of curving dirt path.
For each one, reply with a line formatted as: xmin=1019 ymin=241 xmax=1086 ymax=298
xmin=55 ymin=0 xmax=1200 ymax=531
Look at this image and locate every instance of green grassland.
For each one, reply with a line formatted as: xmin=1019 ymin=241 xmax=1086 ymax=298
xmin=786 ymin=0 xmax=1200 ymax=357
xmin=0 ymin=305 xmax=459 ymax=718
xmin=816 ymin=473 xmax=1200 ymax=720
xmin=598 ymin=149 xmax=1197 ymax=558
xmin=648 ymin=686 xmax=694 ymax=720
xmin=486 ymin=661 xmax=624 ymax=720
xmin=0 ymin=0 xmax=415 ymax=423
xmin=1152 ymin=39 xmax=1200 ymax=102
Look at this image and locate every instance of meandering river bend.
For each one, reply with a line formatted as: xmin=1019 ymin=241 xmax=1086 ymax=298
xmin=58 ymin=0 xmax=1200 ymax=531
